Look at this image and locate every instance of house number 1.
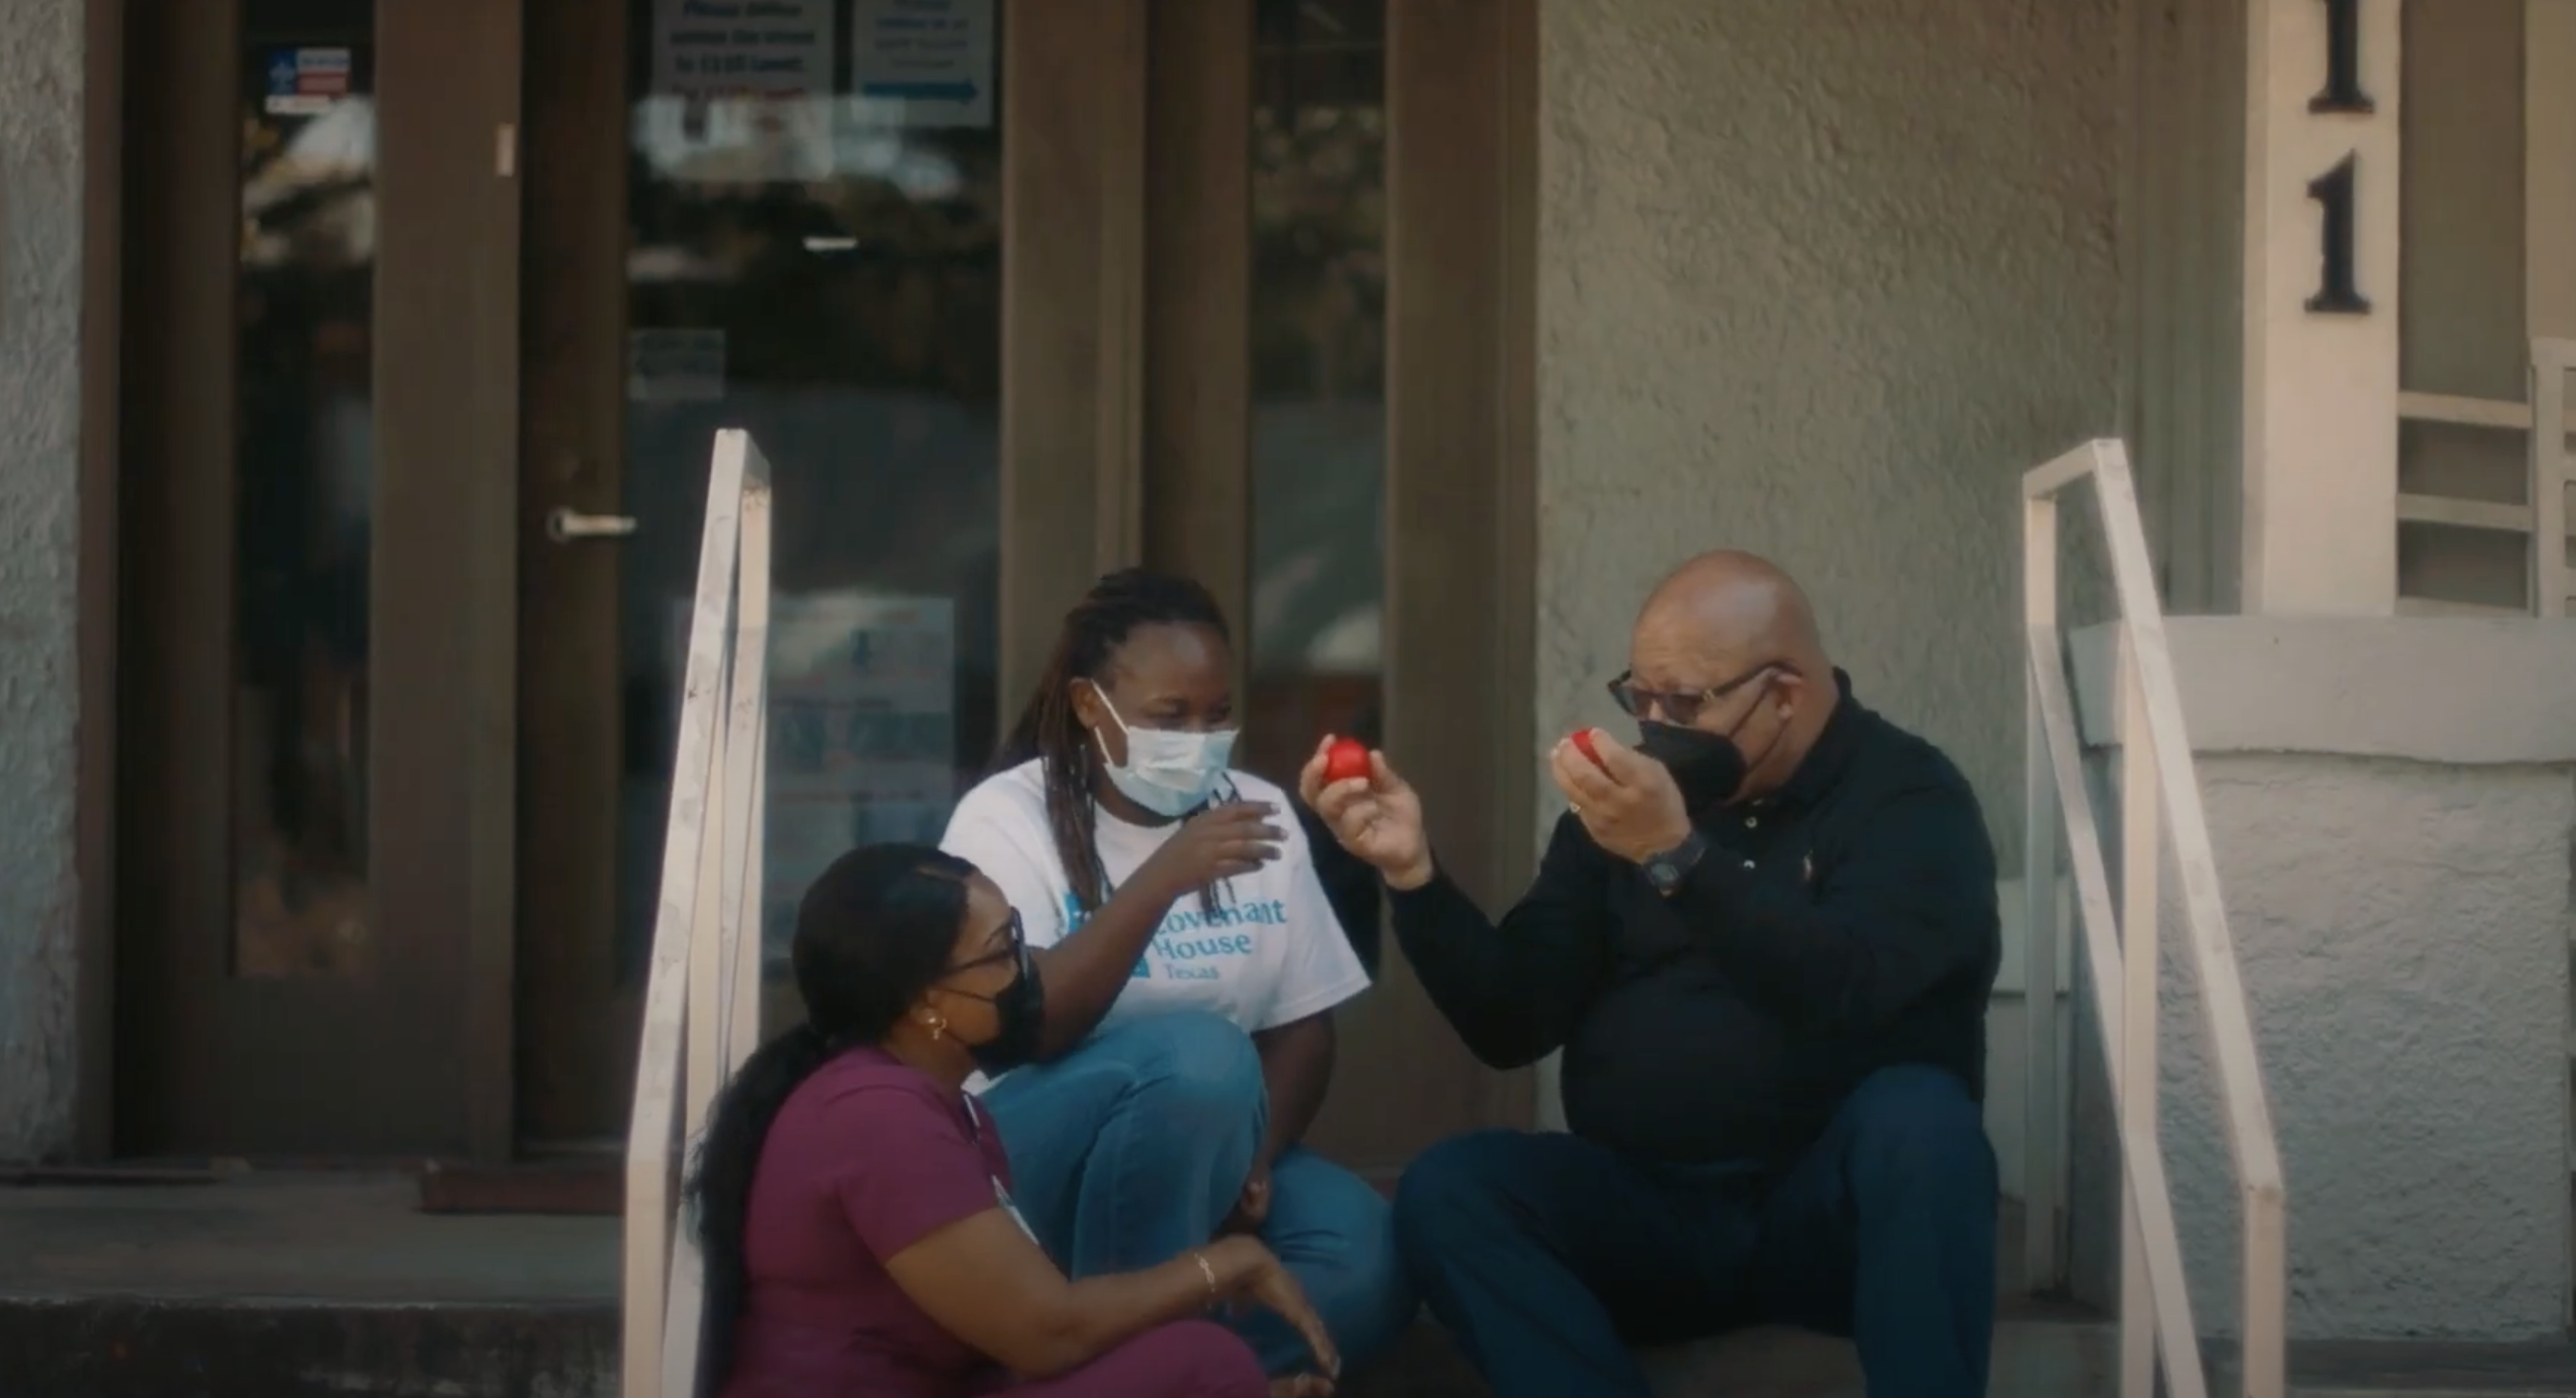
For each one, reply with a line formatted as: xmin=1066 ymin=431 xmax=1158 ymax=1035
xmin=2311 ymin=0 xmax=2373 ymax=114
xmin=2305 ymin=155 xmax=2368 ymax=314
xmin=2305 ymin=0 xmax=2372 ymax=315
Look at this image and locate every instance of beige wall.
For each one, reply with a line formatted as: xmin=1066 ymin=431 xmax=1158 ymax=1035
xmin=1535 ymin=0 xmax=2124 ymax=873
xmin=1528 ymin=0 xmax=2126 ymax=1144
xmin=2239 ymin=0 xmax=2405 ymax=614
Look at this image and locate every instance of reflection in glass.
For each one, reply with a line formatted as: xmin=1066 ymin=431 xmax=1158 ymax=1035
xmin=1242 ymin=1 xmax=1387 ymax=785
xmin=232 ymin=0 xmax=377 ymax=977
xmin=616 ymin=22 xmax=1006 ymax=979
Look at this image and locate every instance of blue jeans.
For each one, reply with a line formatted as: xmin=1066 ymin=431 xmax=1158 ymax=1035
xmin=1394 ymin=1064 xmax=1999 ymax=1398
xmin=979 ymin=1010 xmax=1419 ymax=1376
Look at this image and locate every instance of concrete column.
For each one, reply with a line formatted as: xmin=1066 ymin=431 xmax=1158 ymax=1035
xmin=0 ymin=0 xmax=91 ymax=1163
xmin=2238 ymin=0 xmax=2403 ymax=615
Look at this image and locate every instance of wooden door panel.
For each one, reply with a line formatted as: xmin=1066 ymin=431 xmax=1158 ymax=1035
xmin=115 ymin=0 xmax=520 ymax=1157
xmin=515 ymin=0 xmax=635 ymax=1151
xmin=1375 ymin=0 xmax=1542 ymax=1147
xmin=1142 ymin=0 xmax=1540 ymax=1178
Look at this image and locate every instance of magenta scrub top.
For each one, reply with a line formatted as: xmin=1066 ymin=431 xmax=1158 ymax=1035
xmin=717 ymin=1046 xmax=1017 ymax=1398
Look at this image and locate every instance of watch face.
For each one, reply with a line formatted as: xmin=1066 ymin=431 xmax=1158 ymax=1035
xmin=1644 ymin=832 xmax=1701 ymax=894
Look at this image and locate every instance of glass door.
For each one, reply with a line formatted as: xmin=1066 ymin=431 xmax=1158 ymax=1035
xmin=516 ymin=0 xmax=1030 ymax=1148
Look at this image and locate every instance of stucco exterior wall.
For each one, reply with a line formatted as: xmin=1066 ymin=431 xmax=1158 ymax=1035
xmin=1534 ymin=0 xmax=2123 ymax=867
xmin=1530 ymin=0 xmax=2124 ymax=1139
xmin=0 ymin=0 xmax=89 ymax=1164
xmin=2067 ymin=753 xmax=2574 ymax=1339
xmin=2061 ymin=619 xmax=2576 ymax=1340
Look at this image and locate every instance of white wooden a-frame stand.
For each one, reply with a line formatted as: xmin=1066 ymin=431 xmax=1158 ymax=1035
xmin=621 ymin=429 xmax=774 ymax=1398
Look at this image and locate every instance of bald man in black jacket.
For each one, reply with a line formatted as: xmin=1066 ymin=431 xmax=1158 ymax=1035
xmin=1299 ymin=551 xmax=2001 ymax=1398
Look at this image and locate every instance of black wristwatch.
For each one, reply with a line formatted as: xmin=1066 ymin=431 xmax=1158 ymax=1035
xmin=1641 ymin=830 xmax=1710 ymax=897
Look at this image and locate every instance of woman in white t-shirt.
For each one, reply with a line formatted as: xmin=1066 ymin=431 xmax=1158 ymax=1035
xmin=938 ymin=568 xmax=1415 ymax=1384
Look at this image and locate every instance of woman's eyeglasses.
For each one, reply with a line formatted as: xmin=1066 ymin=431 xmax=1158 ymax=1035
xmin=948 ymin=908 xmax=1028 ymax=977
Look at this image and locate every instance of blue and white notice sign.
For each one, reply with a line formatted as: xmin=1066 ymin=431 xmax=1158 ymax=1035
xmin=851 ymin=0 xmax=994 ymax=130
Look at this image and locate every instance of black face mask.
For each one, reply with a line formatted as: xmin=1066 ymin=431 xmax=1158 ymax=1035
xmin=1637 ymin=721 xmax=1751 ymax=811
xmin=963 ymin=951 xmax=1046 ymax=1076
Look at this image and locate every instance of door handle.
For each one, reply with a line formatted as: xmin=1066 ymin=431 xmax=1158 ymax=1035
xmin=546 ymin=507 xmax=639 ymax=543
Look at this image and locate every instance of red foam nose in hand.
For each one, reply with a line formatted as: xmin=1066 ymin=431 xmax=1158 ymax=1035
xmin=1569 ymin=729 xmax=1607 ymax=769
xmin=1322 ymin=737 xmax=1372 ymax=785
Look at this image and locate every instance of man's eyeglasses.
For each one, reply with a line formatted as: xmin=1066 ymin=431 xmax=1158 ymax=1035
xmin=1606 ymin=663 xmax=1780 ymax=727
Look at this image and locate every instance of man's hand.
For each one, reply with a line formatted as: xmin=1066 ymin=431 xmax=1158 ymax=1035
xmin=1297 ymin=738 xmax=1435 ymax=890
xmin=1549 ymin=728 xmax=1695 ymax=864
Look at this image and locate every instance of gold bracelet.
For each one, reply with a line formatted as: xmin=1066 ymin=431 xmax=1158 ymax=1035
xmin=1190 ymin=1249 xmax=1219 ymax=1302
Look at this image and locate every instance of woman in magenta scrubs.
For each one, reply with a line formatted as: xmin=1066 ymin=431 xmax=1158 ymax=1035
xmin=686 ymin=844 xmax=1338 ymax=1398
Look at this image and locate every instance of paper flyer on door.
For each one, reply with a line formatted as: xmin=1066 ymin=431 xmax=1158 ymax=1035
xmin=668 ymin=591 xmax=956 ymax=966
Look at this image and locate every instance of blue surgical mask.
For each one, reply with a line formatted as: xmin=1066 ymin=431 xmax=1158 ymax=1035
xmin=1089 ymin=691 xmax=1237 ymax=818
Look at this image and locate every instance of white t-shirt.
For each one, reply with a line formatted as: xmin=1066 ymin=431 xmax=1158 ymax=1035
xmin=938 ymin=759 xmax=1372 ymax=1045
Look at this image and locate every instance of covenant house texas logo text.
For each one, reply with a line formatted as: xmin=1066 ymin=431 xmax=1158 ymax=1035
xmin=1061 ymin=890 xmax=1285 ymax=981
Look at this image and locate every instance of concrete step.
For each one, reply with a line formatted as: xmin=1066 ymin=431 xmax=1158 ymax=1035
xmin=7 ymin=1296 xmax=2575 ymax=1398
xmin=0 ymin=1295 xmax=618 ymax=1398
xmin=1345 ymin=1315 xmax=2576 ymax=1398
xmin=4 ymin=1172 xmax=2571 ymax=1397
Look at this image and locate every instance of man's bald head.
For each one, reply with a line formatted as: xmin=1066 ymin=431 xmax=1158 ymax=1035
xmin=1635 ymin=550 xmax=1831 ymax=679
xmin=1624 ymin=550 xmax=1838 ymax=803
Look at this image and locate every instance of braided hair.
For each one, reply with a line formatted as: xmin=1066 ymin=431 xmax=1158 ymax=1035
xmin=996 ymin=567 xmax=1233 ymax=917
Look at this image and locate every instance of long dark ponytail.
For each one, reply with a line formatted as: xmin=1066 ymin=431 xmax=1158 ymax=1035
xmin=996 ymin=567 xmax=1233 ymax=916
xmin=685 ymin=844 xmax=976 ymax=1398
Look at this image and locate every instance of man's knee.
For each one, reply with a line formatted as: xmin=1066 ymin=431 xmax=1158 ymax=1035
xmin=1090 ymin=1010 xmax=1266 ymax=1128
xmin=1840 ymin=1064 xmax=1997 ymax=1201
xmin=1393 ymin=1130 xmax=1534 ymax=1258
